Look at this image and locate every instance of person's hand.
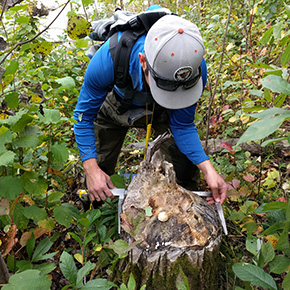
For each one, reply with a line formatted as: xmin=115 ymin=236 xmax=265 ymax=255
xmin=83 ymin=158 xmax=115 ymax=201
xmin=197 ymin=160 xmax=227 ymax=205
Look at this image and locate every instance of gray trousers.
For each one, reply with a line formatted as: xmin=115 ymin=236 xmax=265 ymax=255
xmin=94 ymin=91 xmax=200 ymax=190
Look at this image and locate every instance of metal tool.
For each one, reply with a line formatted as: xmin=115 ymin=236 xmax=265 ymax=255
xmin=192 ymin=191 xmax=228 ymax=235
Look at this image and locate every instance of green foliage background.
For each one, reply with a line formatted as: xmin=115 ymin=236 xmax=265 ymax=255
xmin=0 ymin=0 xmax=289 ymax=289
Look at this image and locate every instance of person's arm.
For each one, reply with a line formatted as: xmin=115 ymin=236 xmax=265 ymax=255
xmin=170 ymin=105 xmax=227 ymax=204
xmin=73 ymin=40 xmax=115 ymax=201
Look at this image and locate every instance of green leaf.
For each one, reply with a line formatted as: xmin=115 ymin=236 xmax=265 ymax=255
xmin=262 ymin=221 xmax=286 ymax=235
xmin=258 ymin=27 xmax=273 ymax=44
xmin=15 ymin=16 xmax=30 ymax=24
xmin=281 ymin=44 xmax=290 ymax=66
xmin=34 ymin=262 xmax=56 ymax=275
xmin=261 ymin=75 xmax=290 ymax=95
xmin=145 ymin=206 xmax=153 ymax=217
xmin=2 ymin=269 xmax=51 ymax=290
xmin=0 ymin=151 xmax=16 ymax=166
xmin=5 ymin=92 xmax=19 ymax=108
xmin=128 ymin=273 xmax=136 ymax=290
xmin=75 ymin=38 xmax=89 ymax=48
xmin=76 ymin=261 xmax=95 ymax=288
xmin=0 ymin=127 xmax=12 ymax=153
xmin=51 ymin=144 xmax=69 ymax=163
xmin=12 ymin=135 xmax=39 ymax=148
xmin=110 ymin=174 xmax=126 ymax=188
xmin=273 ymin=22 xmax=283 ymax=40
xmin=23 ymin=205 xmax=47 ymax=223
xmin=80 ymin=279 xmax=117 ymax=289
xmin=275 ymin=222 xmax=290 ymax=253
xmin=286 ymin=200 xmax=290 ymax=222
xmin=11 ymin=114 xmax=33 ymax=133
xmin=60 ymin=251 xmax=78 ymax=286
xmin=31 ymin=236 xmax=54 ymax=262
xmin=232 ymin=263 xmax=277 ymax=290
xmin=0 ymin=176 xmax=23 ymax=199
xmin=262 ymin=201 xmax=288 ymax=211
xmin=55 ymin=76 xmax=76 ymax=90
xmin=26 ymin=232 xmax=35 ymax=259
xmin=246 ymin=236 xmax=262 ymax=256
xmin=3 ymin=60 xmax=19 ymax=77
xmin=20 ymin=171 xmax=47 ymax=196
xmin=284 ymin=2 xmax=290 ymax=18
xmin=107 ymin=239 xmax=138 ymax=257
xmin=258 ymin=242 xmax=275 ymax=267
xmin=38 ymin=109 xmax=60 ymax=124
xmin=82 ymin=0 xmax=95 ymax=4
xmin=282 ymin=271 xmax=290 ymax=290
xmin=53 ymin=204 xmax=75 ymax=228
xmin=269 ymin=255 xmax=290 ymax=274
xmin=31 ymin=41 xmax=53 ymax=56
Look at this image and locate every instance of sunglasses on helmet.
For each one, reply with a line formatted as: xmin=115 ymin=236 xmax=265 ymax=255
xmin=145 ymin=57 xmax=202 ymax=92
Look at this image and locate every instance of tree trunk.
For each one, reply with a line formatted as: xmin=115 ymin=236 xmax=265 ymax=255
xmin=115 ymin=133 xmax=223 ymax=289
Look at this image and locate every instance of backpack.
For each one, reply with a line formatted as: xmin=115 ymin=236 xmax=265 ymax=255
xmin=87 ymin=7 xmax=173 ymax=114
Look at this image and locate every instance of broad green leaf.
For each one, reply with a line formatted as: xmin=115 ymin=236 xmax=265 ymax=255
xmin=261 ymin=75 xmax=290 ymax=95
xmin=2 ymin=269 xmax=51 ymax=290
xmin=3 ymin=60 xmax=19 ymax=77
xmin=258 ymin=242 xmax=275 ymax=267
xmin=281 ymin=44 xmax=290 ymax=66
xmin=128 ymin=273 xmax=136 ymax=290
xmin=80 ymin=279 xmax=117 ymax=289
xmin=110 ymin=174 xmax=126 ymax=188
xmin=0 ymin=128 xmax=12 ymax=153
xmin=258 ymin=27 xmax=273 ymax=44
xmin=0 ymin=176 xmax=23 ymax=199
xmin=53 ymin=204 xmax=75 ymax=228
xmin=107 ymin=239 xmax=138 ymax=257
xmin=23 ymin=205 xmax=47 ymax=223
xmin=269 ymin=255 xmax=290 ymax=274
xmin=51 ymin=144 xmax=69 ymax=163
xmin=31 ymin=236 xmax=54 ymax=262
xmin=282 ymin=271 xmax=290 ymax=290
xmin=20 ymin=171 xmax=47 ymax=196
xmin=55 ymin=76 xmax=76 ymax=90
xmin=34 ymin=263 xmax=57 ymax=275
xmin=275 ymin=222 xmax=290 ymax=253
xmin=273 ymin=22 xmax=283 ymax=40
xmin=13 ymin=204 xmax=29 ymax=231
xmin=0 ymin=151 xmax=16 ymax=166
xmin=232 ymin=263 xmax=277 ymax=290
xmin=48 ymin=191 xmax=64 ymax=202
xmin=284 ymin=2 xmax=290 ymax=18
xmin=75 ymin=38 xmax=89 ymax=48
xmin=76 ymin=261 xmax=95 ymax=288
xmin=246 ymin=236 xmax=262 ymax=256
xmin=262 ymin=201 xmax=288 ymax=211
xmin=67 ymin=15 xmax=91 ymax=40
xmin=262 ymin=221 xmax=286 ymax=235
xmin=5 ymin=92 xmax=19 ymax=109
xmin=12 ymin=135 xmax=39 ymax=148
xmin=38 ymin=109 xmax=60 ymax=124
xmin=60 ymin=251 xmax=78 ymax=285
xmin=82 ymin=0 xmax=94 ymax=4
xmin=11 ymin=114 xmax=33 ymax=133
xmin=15 ymin=16 xmax=30 ymax=24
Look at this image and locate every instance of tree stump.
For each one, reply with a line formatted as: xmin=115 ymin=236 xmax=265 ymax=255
xmin=116 ymin=133 xmax=223 ymax=289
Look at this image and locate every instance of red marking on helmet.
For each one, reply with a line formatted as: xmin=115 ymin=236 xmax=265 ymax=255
xmin=195 ymin=49 xmax=197 ymax=53
xmin=155 ymin=37 xmax=158 ymax=41
xmin=171 ymin=52 xmax=175 ymax=56
xmin=178 ymin=28 xmax=184 ymax=34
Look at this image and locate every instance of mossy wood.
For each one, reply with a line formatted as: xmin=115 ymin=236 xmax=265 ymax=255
xmin=113 ymin=132 xmax=223 ymax=289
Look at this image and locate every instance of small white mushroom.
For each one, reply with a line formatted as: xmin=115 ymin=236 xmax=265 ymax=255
xmin=158 ymin=211 xmax=169 ymax=222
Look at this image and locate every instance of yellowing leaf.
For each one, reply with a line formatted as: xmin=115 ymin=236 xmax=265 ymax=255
xmin=265 ymin=235 xmax=279 ymax=247
xmin=23 ymin=195 xmax=35 ymax=206
xmin=38 ymin=217 xmax=55 ymax=231
xmin=250 ymin=6 xmax=258 ymax=15
xmin=63 ymin=96 xmax=69 ymax=102
xmin=240 ymin=113 xmax=250 ymax=124
xmin=31 ymin=94 xmax=42 ymax=103
xmin=94 ymin=244 xmax=102 ymax=252
xmin=229 ymin=116 xmax=237 ymax=123
xmin=31 ymin=41 xmax=53 ymax=56
xmin=67 ymin=15 xmax=91 ymax=40
xmin=232 ymin=14 xmax=238 ymax=20
xmin=74 ymin=253 xmax=83 ymax=265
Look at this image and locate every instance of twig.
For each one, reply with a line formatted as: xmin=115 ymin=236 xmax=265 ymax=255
xmin=0 ymin=0 xmax=71 ymax=66
xmin=0 ymin=0 xmax=8 ymax=22
xmin=205 ymin=0 xmax=234 ymax=151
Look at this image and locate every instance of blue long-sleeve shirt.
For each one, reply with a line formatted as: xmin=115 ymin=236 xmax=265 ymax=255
xmin=73 ymin=32 xmax=209 ymax=165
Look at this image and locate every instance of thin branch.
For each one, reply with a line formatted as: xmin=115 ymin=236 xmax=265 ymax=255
xmin=0 ymin=0 xmax=8 ymax=21
xmin=205 ymin=0 xmax=234 ymax=152
xmin=0 ymin=0 xmax=71 ymax=66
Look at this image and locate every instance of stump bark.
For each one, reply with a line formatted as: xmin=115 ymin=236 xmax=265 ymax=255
xmin=116 ymin=133 xmax=223 ymax=289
